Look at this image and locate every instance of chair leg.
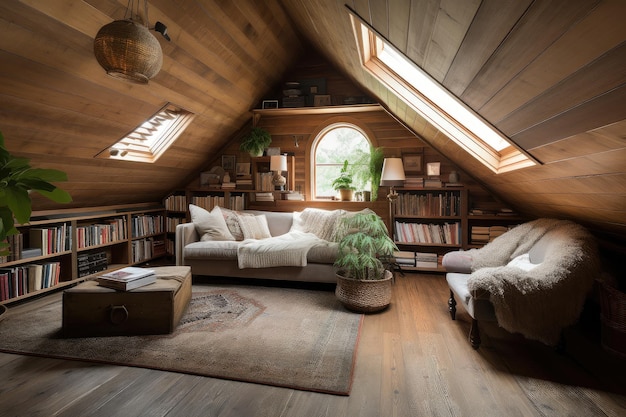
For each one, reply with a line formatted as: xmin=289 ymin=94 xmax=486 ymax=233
xmin=448 ymin=290 xmax=457 ymax=320
xmin=470 ymin=319 xmax=481 ymax=349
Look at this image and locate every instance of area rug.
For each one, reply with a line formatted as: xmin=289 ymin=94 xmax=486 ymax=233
xmin=0 ymin=284 xmax=363 ymax=395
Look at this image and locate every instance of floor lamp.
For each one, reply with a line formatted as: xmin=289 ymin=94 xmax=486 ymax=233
xmin=380 ymin=157 xmax=406 ymax=238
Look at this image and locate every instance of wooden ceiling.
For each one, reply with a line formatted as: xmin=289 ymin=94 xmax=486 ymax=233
xmin=1 ymin=0 xmax=624 ymax=241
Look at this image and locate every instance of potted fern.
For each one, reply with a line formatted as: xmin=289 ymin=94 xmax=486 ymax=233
xmin=240 ymin=127 xmax=272 ymax=157
xmin=332 ymin=160 xmax=355 ymax=201
xmin=0 ymin=130 xmax=72 ymax=257
xmin=333 ymin=210 xmax=397 ymax=312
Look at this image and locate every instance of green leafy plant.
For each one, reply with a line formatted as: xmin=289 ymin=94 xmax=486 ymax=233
xmin=239 ymin=127 xmax=272 ymax=156
xmin=331 ymin=160 xmax=355 ymax=191
xmin=369 ymin=146 xmax=384 ymax=201
xmin=334 ymin=211 xmax=397 ymax=280
xmin=0 ymin=130 xmax=72 ymax=255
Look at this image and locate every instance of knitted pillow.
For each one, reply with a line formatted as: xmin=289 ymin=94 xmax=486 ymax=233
xmin=236 ymin=213 xmax=272 ymax=240
xmin=220 ymin=207 xmax=254 ymax=241
xmin=189 ymin=204 xmax=235 ymax=241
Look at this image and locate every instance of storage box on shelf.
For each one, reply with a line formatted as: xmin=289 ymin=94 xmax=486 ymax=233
xmin=0 ymin=204 xmax=166 ymax=305
xmin=391 ymin=188 xmax=467 ymax=272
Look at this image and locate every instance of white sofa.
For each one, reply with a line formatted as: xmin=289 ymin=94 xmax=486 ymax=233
xmin=176 ymin=206 xmax=369 ymax=284
xmin=443 ymin=218 xmax=599 ymax=349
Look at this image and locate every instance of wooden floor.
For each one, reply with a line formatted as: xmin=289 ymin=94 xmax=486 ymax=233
xmin=1 ymin=272 xmax=625 ymax=417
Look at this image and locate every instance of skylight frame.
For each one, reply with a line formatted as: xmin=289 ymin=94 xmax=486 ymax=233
xmin=96 ymin=103 xmax=195 ymax=163
xmin=350 ymin=13 xmax=536 ymax=174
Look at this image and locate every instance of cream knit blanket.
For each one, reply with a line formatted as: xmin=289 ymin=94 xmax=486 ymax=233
xmin=237 ymin=231 xmax=331 ymax=269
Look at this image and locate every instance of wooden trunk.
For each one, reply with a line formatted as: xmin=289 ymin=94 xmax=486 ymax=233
xmin=62 ymin=266 xmax=192 ymax=337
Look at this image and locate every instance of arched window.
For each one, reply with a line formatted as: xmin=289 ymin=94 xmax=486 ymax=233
xmin=312 ymin=123 xmax=372 ymax=199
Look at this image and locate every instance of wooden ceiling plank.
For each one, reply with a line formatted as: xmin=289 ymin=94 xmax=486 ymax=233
xmin=497 ymin=42 xmax=626 ymax=136
xmin=422 ymin=0 xmax=480 ymax=82
xmin=405 ymin=0 xmax=440 ymax=66
xmin=443 ymin=0 xmax=532 ymax=96
xmin=461 ymin=0 xmax=600 ymax=110
xmin=483 ymin=0 xmax=626 ymax=124
xmin=513 ymin=85 xmax=626 ymax=149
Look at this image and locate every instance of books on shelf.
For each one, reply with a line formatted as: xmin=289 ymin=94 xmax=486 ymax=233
xmin=255 ymin=192 xmax=274 ymax=202
xmin=395 ymin=191 xmax=461 ymax=217
xmin=403 ymin=177 xmax=424 ymax=188
xmin=424 ymin=178 xmax=443 ymax=188
xmin=97 ymin=267 xmax=156 ymax=291
xmin=394 ymin=221 xmax=461 ymax=245
xmin=415 ymin=251 xmax=438 ymax=268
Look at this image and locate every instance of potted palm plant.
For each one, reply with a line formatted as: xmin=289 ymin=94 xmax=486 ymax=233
xmin=239 ymin=127 xmax=272 ymax=157
xmin=0 ymin=130 xmax=72 ymax=257
xmin=333 ymin=210 xmax=397 ymax=312
xmin=332 ymin=160 xmax=355 ymax=201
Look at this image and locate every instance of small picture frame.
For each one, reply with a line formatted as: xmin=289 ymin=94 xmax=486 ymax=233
xmin=262 ymin=100 xmax=279 ymax=109
xmin=402 ymin=153 xmax=423 ymax=175
xmin=221 ymin=155 xmax=236 ymax=171
xmin=266 ymin=147 xmax=281 ymax=156
xmin=426 ymin=162 xmax=441 ymax=177
xmin=236 ymin=162 xmax=250 ymax=176
xmin=313 ymin=94 xmax=331 ymax=107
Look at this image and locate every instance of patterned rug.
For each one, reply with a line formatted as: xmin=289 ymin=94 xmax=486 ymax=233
xmin=0 ymin=284 xmax=363 ymax=395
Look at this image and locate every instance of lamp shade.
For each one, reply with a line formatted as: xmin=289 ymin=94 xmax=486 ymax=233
xmin=380 ymin=157 xmax=405 ymax=186
xmin=270 ymin=155 xmax=288 ymax=172
xmin=94 ymin=19 xmax=163 ymax=84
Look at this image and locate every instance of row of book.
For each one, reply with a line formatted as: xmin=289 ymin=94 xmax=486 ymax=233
xmin=0 ymin=262 xmax=61 ymax=301
xmin=165 ymin=194 xmax=187 ymax=211
xmin=395 ymin=221 xmax=461 ymax=245
xmin=255 ymin=172 xmax=275 ymax=191
xmin=403 ymin=177 xmax=463 ymax=188
xmin=191 ymin=195 xmax=225 ymax=210
xmin=76 ymin=218 xmax=127 ymax=249
xmin=77 ymin=251 xmax=107 ymax=278
xmin=131 ymin=214 xmax=163 ymax=238
xmin=394 ymin=192 xmax=461 ymax=217
xmin=29 ymin=224 xmax=72 ymax=256
xmin=131 ymin=238 xmax=165 ymax=263
xmin=0 ymin=234 xmax=43 ymax=263
xmin=394 ymin=251 xmax=440 ymax=268
xmin=471 ymin=225 xmax=513 ymax=244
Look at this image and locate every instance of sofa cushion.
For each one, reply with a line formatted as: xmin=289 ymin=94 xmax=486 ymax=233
xmin=290 ymin=208 xmax=344 ymax=241
xmin=184 ymin=241 xmax=239 ymax=260
xmin=219 ymin=207 xmax=250 ymax=241
xmin=189 ymin=205 xmax=235 ymax=242
xmin=237 ymin=213 xmax=272 ymax=239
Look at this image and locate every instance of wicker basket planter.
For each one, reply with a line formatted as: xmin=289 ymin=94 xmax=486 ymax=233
xmin=335 ymin=270 xmax=393 ymax=313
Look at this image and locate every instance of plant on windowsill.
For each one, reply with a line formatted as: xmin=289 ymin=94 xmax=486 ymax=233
xmin=333 ymin=210 xmax=397 ymax=312
xmin=332 ymin=160 xmax=356 ymax=201
xmin=0 ymin=130 xmax=72 ymax=258
xmin=239 ymin=126 xmax=272 ymax=157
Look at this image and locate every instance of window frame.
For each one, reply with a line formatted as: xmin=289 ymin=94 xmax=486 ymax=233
xmin=349 ymin=11 xmax=537 ymax=174
xmin=310 ymin=121 xmax=373 ymax=200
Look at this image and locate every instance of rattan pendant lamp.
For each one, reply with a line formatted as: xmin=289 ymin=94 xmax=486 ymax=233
xmin=94 ymin=0 xmax=169 ymax=84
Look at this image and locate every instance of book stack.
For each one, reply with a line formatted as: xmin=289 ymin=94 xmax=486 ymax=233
xmin=471 ymin=226 xmax=490 ymax=244
xmin=221 ymin=181 xmax=236 ymax=189
xmin=424 ymin=178 xmax=443 ymax=188
xmin=235 ymin=177 xmax=253 ymax=189
xmin=394 ymin=251 xmax=415 ymax=267
xmin=97 ymin=267 xmax=156 ymax=291
xmin=489 ymin=225 xmax=510 ymax=241
xmin=77 ymin=251 xmax=107 ymax=278
xmin=403 ymin=177 xmax=424 ymax=188
xmin=255 ymin=192 xmax=274 ymax=202
xmin=284 ymin=191 xmax=304 ymax=201
xmin=415 ymin=252 xmax=438 ymax=268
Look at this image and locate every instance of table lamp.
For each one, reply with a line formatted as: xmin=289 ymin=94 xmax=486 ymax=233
xmin=270 ymin=154 xmax=288 ymax=190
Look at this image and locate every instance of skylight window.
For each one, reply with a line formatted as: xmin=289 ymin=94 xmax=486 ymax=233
xmin=350 ymin=14 xmax=536 ymax=173
xmin=97 ymin=104 xmax=194 ymax=163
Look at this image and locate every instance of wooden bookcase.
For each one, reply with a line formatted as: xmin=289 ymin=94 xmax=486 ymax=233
xmin=0 ymin=204 xmax=166 ymax=305
xmin=392 ymin=188 xmax=467 ymax=272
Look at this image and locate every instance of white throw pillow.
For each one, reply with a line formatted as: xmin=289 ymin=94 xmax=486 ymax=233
xmin=237 ymin=213 xmax=272 ymax=240
xmin=189 ymin=204 xmax=235 ymax=242
xmin=219 ymin=207 xmax=251 ymax=241
xmin=507 ymin=253 xmax=539 ymax=271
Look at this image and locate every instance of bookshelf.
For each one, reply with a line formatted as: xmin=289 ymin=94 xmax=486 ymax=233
xmin=0 ymin=204 xmax=166 ymax=305
xmin=392 ymin=188 xmax=467 ymax=272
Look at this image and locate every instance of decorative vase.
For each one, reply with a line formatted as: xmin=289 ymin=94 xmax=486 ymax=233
xmin=449 ymin=170 xmax=460 ymax=183
xmin=335 ymin=270 xmax=393 ymax=313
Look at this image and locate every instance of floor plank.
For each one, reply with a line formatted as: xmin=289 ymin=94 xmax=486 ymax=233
xmin=0 ymin=272 xmax=624 ymax=416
